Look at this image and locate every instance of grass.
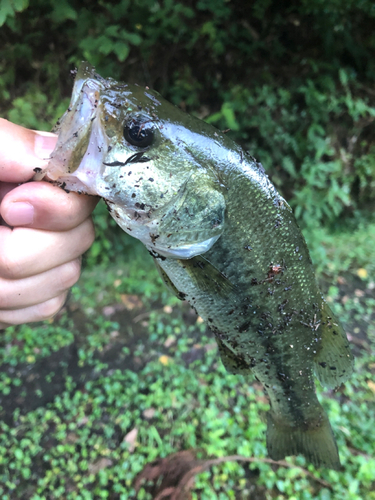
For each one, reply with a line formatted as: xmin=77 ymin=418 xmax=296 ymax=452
xmin=0 ymin=220 xmax=374 ymax=499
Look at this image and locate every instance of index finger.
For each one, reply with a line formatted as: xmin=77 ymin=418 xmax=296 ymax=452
xmin=0 ymin=119 xmax=57 ymax=183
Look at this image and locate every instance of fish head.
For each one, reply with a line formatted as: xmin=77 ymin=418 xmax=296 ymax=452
xmin=47 ymin=62 xmax=226 ymax=258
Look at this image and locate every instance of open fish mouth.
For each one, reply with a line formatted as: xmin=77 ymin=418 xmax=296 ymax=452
xmin=45 ymin=65 xmax=108 ymax=195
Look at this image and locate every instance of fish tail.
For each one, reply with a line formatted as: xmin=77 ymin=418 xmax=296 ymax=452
xmin=266 ymin=409 xmax=341 ymax=470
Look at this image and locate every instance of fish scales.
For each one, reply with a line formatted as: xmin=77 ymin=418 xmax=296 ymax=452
xmin=44 ymin=62 xmax=354 ymax=470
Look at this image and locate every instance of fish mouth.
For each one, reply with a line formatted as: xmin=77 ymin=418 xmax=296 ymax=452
xmin=46 ymin=64 xmax=108 ymax=195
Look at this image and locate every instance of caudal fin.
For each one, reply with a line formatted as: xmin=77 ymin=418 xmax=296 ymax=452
xmin=266 ymin=410 xmax=341 ymax=470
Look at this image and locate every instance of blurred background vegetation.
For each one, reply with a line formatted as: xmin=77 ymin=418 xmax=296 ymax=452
xmin=0 ymin=0 xmax=375 ymax=499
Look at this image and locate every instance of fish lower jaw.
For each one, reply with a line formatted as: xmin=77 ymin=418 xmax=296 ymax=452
xmin=145 ymin=234 xmax=221 ymax=259
xmin=111 ymin=209 xmax=221 ymax=259
xmin=48 ymin=173 xmax=100 ymax=196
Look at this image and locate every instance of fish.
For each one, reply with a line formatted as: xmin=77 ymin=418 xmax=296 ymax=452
xmin=44 ymin=62 xmax=354 ymax=469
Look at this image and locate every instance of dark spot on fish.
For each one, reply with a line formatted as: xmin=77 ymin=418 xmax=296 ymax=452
xmin=73 ymin=131 xmax=78 ymax=138
xmin=178 ymin=292 xmax=187 ymax=300
xmin=150 ymin=233 xmax=160 ymax=243
xmin=135 ymin=202 xmax=145 ymax=210
xmin=238 ymin=320 xmax=252 ymax=333
xmin=228 ymin=309 xmax=234 ymax=315
xmin=256 ymin=162 xmax=265 ymax=173
xmin=148 ymin=249 xmax=166 ymax=260
xmin=330 ymin=366 xmax=337 ymax=370
xmin=194 ymin=260 xmax=205 ymax=270
xmin=319 ymin=362 xmax=327 ymax=368
xmin=277 ymin=372 xmax=287 ymax=382
xmin=251 ymin=278 xmax=259 ymax=285
xmin=148 ymin=178 xmax=154 ymax=182
xmin=278 ymin=299 xmax=289 ymax=312
xmin=131 ymin=193 xmax=136 ymax=198
xmin=108 ymin=146 xmax=112 ymax=152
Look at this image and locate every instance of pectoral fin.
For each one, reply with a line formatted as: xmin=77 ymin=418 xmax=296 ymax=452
xmin=153 ymin=258 xmax=183 ymax=299
xmin=179 ymin=254 xmax=239 ymax=299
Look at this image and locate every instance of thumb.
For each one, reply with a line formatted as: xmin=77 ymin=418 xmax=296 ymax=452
xmin=0 ymin=119 xmax=57 ymax=183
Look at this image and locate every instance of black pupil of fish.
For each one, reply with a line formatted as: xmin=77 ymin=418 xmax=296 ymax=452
xmin=124 ymin=122 xmax=153 ymax=148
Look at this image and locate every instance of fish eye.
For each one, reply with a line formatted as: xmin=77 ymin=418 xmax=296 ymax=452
xmin=123 ymin=118 xmax=154 ymax=148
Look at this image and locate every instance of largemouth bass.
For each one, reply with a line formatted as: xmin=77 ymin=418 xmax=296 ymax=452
xmin=44 ymin=62 xmax=353 ymax=469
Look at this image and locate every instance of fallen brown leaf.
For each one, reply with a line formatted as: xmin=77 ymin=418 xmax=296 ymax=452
xmin=143 ymin=408 xmax=156 ymax=419
xmin=120 ymin=294 xmax=143 ymax=310
xmin=134 ymin=450 xmax=332 ymax=500
xmin=88 ymin=458 xmax=113 ymax=474
xmin=123 ymin=428 xmax=138 ymax=452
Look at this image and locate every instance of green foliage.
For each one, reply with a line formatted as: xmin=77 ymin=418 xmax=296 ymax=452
xmin=207 ymin=73 xmax=375 ymax=227
xmin=1 ymin=0 xmax=374 ymax=266
xmin=1 ymin=1 xmax=375 ymax=498
xmin=0 ymin=259 xmax=374 ymax=498
xmin=0 ymin=0 xmax=29 ymax=27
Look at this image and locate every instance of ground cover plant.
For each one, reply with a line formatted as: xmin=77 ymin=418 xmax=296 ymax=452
xmin=0 ymin=0 xmax=375 ymax=498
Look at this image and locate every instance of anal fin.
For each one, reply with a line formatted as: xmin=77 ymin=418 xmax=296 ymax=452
xmin=314 ymin=302 xmax=354 ymax=388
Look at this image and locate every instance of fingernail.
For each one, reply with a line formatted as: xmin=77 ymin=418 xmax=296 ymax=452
xmin=5 ymin=202 xmax=34 ymax=225
xmin=34 ymin=133 xmax=57 ymax=161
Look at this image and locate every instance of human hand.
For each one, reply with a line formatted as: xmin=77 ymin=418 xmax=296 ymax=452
xmin=0 ymin=118 xmax=98 ymax=329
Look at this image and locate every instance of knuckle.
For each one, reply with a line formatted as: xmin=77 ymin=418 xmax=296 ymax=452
xmin=59 ymin=259 xmax=81 ymax=290
xmin=0 ymin=251 xmax=23 ymax=280
xmin=0 ymin=290 xmax=11 ymax=310
xmin=81 ymin=218 xmax=96 ymax=249
xmin=37 ymin=294 xmax=67 ymax=321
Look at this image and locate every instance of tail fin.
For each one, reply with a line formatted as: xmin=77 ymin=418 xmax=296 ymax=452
xmin=266 ymin=410 xmax=341 ymax=470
